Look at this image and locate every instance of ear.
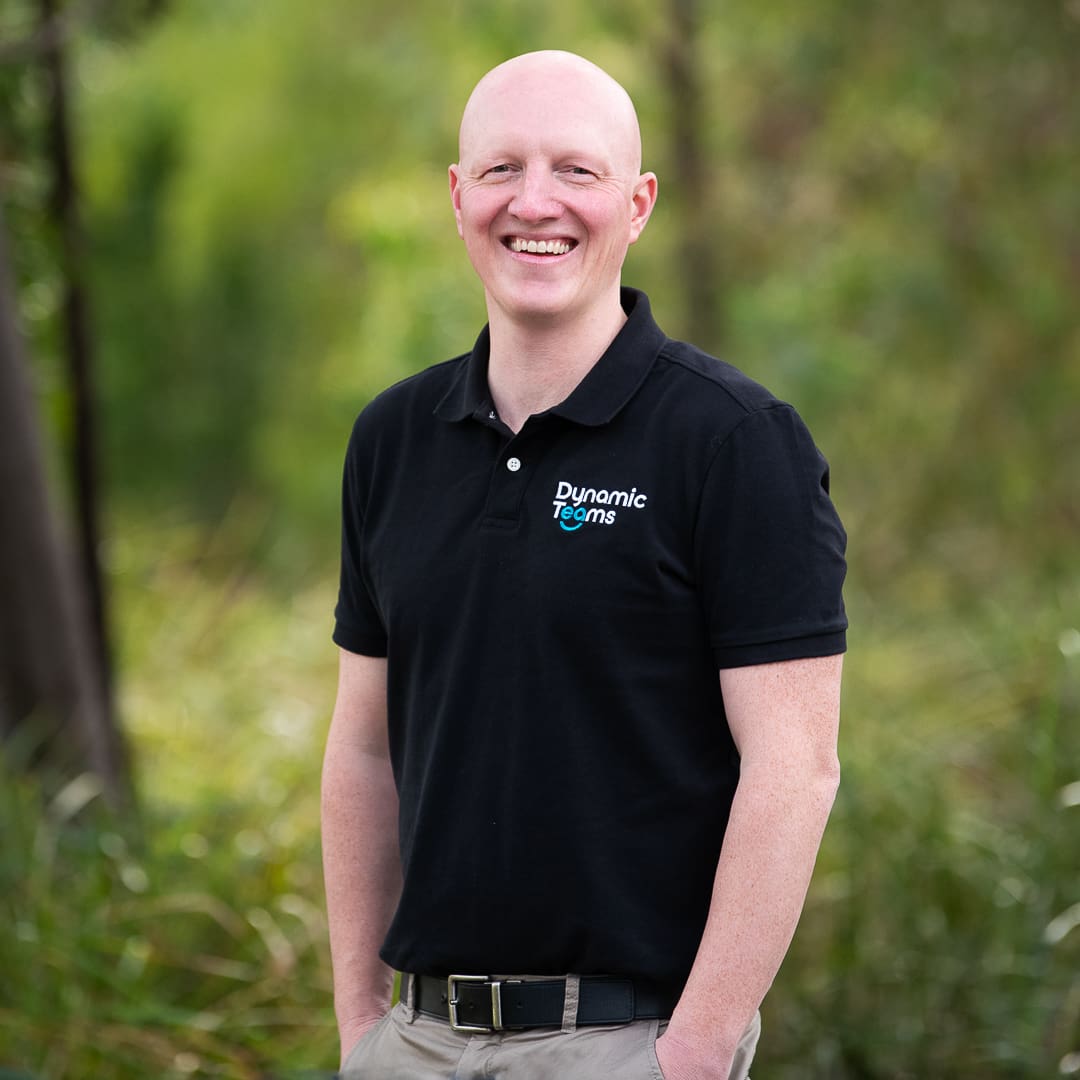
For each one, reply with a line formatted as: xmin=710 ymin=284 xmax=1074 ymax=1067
xmin=628 ymin=172 xmax=658 ymax=244
xmin=448 ymin=164 xmax=465 ymax=239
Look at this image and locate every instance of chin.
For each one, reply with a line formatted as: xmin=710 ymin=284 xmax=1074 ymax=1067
xmin=491 ymin=284 xmax=584 ymax=323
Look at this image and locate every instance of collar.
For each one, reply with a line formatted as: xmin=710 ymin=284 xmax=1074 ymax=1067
xmin=433 ymin=288 xmax=667 ymax=428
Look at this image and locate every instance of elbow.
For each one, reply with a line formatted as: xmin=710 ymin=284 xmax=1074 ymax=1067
xmin=740 ymin=749 xmax=840 ymax=812
xmin=816 ymin=752 xmax=841 ymax=813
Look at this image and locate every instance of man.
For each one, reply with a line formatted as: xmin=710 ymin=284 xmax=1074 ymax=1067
xmin=322 ymin=50 xmax=847 ymax=1080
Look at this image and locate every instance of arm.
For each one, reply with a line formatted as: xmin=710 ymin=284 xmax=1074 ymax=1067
xmin=321 ymin=648 xmax=402 ymax=1066
xmin=655 ymin=653 xmax=844 ymax=1080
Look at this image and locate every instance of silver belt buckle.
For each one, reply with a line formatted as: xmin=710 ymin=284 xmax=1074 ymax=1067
xmin=447 ymin=974 xmax=503 ymax=1033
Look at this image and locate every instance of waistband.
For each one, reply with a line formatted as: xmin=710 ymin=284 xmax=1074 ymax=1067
xmin=411 ymin=973 xmax=679 ymax=1032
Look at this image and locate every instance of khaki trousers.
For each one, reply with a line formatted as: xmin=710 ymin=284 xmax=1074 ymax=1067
xmin=340 ymin=977 xmax=760 ymax=1080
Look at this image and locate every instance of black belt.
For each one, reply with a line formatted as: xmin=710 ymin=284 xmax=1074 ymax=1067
xmin=412 ymin=973 xmax=678 ymax=1032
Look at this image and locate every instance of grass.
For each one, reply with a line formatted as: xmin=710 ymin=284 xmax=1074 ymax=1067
xmin=765 ymin=589 xmax=1080 ymax=1077
xmin=1 ymin=512 xmax=1078 ymax=1077
xmin=1 ymin=510 xmax=339 ymax=1078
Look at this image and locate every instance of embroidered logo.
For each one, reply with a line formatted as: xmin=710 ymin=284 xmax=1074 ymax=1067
xmin=551 ymin=480 xmax=649 ymax=532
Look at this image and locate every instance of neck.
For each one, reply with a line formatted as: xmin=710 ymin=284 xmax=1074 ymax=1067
xmin=485 ymin=297 xmax=628 ymax=433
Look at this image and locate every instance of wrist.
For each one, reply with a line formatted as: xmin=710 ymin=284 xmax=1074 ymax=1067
xmin=664 ymin=1012 xmax=741 ymax=1060
xmin=338 ymin=1010 xmax=388 ymax=1067
xmin=656 ymin=1026 xmax=733 ymax=1080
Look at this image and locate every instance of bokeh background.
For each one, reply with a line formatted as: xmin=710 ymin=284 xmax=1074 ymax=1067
xmin=1 ymin=0 xmax=1078 ymax=1076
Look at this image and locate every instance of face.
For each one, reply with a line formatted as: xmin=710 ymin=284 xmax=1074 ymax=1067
xmin=449 ymin=54 xmax=657 ymax=328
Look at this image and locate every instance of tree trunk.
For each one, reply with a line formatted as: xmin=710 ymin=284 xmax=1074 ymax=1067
xmin=0 ymin=209 xmax=130 ymax=806
xmin=41 ymin=0 xmax=114 ymax=722
xmin=664 ymin=0 xmax=724 ymax=352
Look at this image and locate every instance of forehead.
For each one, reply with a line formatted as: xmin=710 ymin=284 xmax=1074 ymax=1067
xmin=459 ymin=62 xmax=639 ymax=170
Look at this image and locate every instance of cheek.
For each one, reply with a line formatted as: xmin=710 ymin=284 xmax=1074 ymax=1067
xmin=457 ymin=209 xmax=491 ymax=253
xmin=577 ymin=202 xmax=634 ymax=245
xmin=459 ymin=190 xmax=503 ymax=228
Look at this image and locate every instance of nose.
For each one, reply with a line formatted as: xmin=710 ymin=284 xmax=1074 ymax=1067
xmin=507 ymin=164 xmax=563 ymax=223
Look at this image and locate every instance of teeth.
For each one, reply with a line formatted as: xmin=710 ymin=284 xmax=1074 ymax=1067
xmin=510 ymin=238 xmax=572 ymax=255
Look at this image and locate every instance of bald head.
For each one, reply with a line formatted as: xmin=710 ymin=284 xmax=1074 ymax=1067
xmin=459 ymin=51 xmax=644 ymax=178
xmin=448 ymin=50 xmax=658 ymax=328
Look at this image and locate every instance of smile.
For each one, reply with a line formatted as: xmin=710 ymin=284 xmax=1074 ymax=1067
xmin=505 ymin=237 xmax=576 ymax=255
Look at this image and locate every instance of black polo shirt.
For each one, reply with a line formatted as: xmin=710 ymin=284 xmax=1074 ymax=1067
xmin=333 ymin=288 xmax=847 ymax=989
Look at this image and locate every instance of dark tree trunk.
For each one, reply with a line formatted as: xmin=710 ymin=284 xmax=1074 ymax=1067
xmin=664 ymin=0 xmax=724 ymax=352
xmin=40 ymin=0 xmax=114 ymax=721
xmin=0 ymin=0 xmax=130 ymax=805
xmin=0 ymin=209 xmax=130 ymax=805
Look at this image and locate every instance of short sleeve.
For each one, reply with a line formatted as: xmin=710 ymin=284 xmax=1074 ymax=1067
xmin=695 ymin=404 xmax=848 ymax=668
xmin=332 ymin=418 xmax=389 ymax=656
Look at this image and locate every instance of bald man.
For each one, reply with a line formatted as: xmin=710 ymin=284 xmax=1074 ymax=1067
xmin=323 ymin=51 xmax=847 ymax=1080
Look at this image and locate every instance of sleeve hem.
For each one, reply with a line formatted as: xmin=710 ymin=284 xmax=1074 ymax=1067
xmin=714 ymin=629 xmax=847 ymax=670
xmin=332 ymin=622 xmax=389 ymax=658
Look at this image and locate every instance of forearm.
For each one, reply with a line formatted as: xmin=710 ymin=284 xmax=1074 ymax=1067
xmin=665 ymin=758 xmax=839 ymax=1070
xmin=321 ymin=740 xmax=402 ymax=1049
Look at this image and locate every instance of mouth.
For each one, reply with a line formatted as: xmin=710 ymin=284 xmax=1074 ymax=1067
xmin=503 ymin=236 xmax=577 ymax=256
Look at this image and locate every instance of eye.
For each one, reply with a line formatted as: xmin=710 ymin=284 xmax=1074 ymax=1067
xmin=562 ymin=165 xmax=598 ymax=182
xmin=485 ymin=164 xmax=515 ymax=176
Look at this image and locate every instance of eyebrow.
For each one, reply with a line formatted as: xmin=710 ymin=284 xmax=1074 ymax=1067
xmin=470 ymin=147 xmax=617 ymax=169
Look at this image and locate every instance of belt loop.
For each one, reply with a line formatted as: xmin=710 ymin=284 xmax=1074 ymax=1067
xmin=560 ymin=974 xmax=580 ymax=1033
xmin=401 ymin=972 xmax=417 ymax=1023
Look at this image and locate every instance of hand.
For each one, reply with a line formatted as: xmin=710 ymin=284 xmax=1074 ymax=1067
xmin=655 ymin=1030 xmax=734 ymax=1080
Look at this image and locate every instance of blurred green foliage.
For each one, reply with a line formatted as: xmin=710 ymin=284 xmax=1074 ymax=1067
xmin=1 ymin=0 xmax=1078 ymax=1075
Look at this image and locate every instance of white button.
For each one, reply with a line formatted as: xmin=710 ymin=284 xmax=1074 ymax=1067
xmin=506 ymin=457 xmax=522 ymax=472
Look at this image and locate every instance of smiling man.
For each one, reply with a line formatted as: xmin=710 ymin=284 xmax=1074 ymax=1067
xmin=322 ymin=50 xmax=847 ymax=1080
